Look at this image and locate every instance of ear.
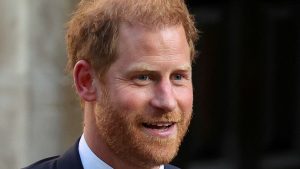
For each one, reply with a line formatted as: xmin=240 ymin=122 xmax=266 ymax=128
xmin=73 ymin=60 xmax=97 ymax=102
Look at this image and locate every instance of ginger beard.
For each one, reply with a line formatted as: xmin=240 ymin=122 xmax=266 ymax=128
xmin=94 ymin=88 xmax=192 ymax=168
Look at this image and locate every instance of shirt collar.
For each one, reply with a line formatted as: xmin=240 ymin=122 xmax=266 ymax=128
xmin=79 ymin=134 xmax=113 ymax=169
xmin=78 ymin=134 xmax=164 ymax=169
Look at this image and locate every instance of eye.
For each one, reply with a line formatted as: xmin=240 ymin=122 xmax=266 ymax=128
xmin=132 ymin=74 xmax=152 ymax=86
xmin=173 ymin=74 xmax=183 ymax=80
xmin=171 ymin=73 xmax=186 ymax=81
xmin=171 ymin=72 xmax=190 ymax=86
xmin=136 ymin=75 xmax=150 ymax=81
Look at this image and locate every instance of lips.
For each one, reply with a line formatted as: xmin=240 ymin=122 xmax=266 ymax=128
xmin=142 ymin=122 xmax=177 ymax=138
xmin=143 ymin=122 xmax=174 ymax=129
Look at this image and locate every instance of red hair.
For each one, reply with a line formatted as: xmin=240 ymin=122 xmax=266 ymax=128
xmin=66 ymin=0 xmax=198 ymax=77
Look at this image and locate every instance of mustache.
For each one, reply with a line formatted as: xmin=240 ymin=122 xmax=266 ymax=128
xmin=134 ymin=111 xmax=183 ymax=123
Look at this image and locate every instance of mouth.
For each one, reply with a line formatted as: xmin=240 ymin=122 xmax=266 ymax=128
xmin=142 ymin=122 xmax=177 ymax=138
xmin=143 ymin=122 xmax=174 ymax=129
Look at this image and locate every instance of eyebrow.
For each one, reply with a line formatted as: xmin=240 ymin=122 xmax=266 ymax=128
xmin=125 ymin=63 xmax=191 ymax=73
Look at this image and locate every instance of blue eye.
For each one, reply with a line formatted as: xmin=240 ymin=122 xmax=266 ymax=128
xmin=133 ymin=74 xmax=152 ymax=86
xmin=137 ymin=75 xmax=150 ymax=81
xmin=173 ymin=74 xmax=183 ymax=80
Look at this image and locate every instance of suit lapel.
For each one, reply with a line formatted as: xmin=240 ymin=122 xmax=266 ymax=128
xmin=56 ymin=139 xmax=84 ymax=169
xmin=165 ymin=164 xmax=180 ymax=169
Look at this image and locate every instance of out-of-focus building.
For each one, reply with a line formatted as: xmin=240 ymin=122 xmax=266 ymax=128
xmin=0 ymin=1 xmax=81 ymax=168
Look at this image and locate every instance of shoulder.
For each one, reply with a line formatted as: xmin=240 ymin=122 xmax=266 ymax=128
xmin=22 ymin=138 xmax=83 ymax=169
xmin=165 ymin=164 xmax=181 ymax=169
xmin=22 ymin=156 xmax=60 ymax=169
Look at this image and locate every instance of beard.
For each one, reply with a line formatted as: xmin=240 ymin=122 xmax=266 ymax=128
xmin=94 ymin=89 xmax=192 ymax=168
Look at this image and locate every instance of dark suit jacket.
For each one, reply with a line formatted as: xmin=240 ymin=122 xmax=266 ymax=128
xmin=23 ymin=139 xmax=180 ymax=169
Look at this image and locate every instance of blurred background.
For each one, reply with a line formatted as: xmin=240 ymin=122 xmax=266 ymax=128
xmin=0 ymin=0 xmax=299 ymax=169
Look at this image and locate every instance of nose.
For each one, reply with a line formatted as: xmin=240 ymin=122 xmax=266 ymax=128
xmin=150 ymin=80 xmax=177 ymax=112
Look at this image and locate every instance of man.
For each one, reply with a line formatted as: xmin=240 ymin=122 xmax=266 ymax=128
xmin=24 ymin=0 xmax=198 ymax=168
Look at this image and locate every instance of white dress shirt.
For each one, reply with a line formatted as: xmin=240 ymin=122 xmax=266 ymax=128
xmin=79 ymin=135 xmax=113 ymax=169
xmin=78 ymin=134 xmax=164 ymax=169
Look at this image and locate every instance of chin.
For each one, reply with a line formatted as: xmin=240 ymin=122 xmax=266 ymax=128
xmin=132 ymin=132 xmax=182 ymax=166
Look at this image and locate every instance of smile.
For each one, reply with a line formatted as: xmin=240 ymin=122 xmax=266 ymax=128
xmin=142 ymin=122 xmax=177 ymax=138
xmin=143 ymin=122 xmax=174 ymax=129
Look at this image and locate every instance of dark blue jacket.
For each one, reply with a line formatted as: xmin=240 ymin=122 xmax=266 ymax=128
xmin=23 ymin=139 xmax=180 ymax=169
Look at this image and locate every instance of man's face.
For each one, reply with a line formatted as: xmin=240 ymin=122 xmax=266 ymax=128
xmin=95 ymin=24 xmax=193 ymax=167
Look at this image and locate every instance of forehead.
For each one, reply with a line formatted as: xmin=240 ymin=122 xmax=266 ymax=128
xmin=104 ymin=23 xmax=192 ymax=76
xmin=117 ymin=23 xmax=190 ymax=60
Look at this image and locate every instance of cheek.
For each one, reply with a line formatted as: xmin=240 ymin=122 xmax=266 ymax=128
xmin=175 ymin=87 xmax=193 ymax=112
xmin=111 ymin=88 xmax=151 ymax=111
